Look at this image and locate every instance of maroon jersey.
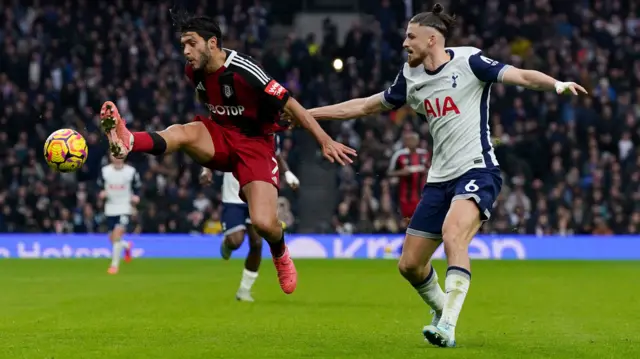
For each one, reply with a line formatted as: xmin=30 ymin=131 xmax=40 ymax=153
xmin=389 ymin=148 xmax=431 ymax=203
xmin=185 ymin=49 xmax=289 ymax=137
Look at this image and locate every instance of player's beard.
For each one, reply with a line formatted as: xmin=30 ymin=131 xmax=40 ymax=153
xmin=406 ymin=50 xmax=420 ymax=67
xmin=196 ymin=51 xmax=210 ymax=70
xmin=407 ymin=55 xmax=422 ymax=67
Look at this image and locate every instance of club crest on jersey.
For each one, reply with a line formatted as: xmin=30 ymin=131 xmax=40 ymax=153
xmin=451 ymin=73 xmax=459 ymax=88
xmin=424 ymin=97 xmax=460 ymax=119
xmin=224 ymin=85 xmax=233 ymax=98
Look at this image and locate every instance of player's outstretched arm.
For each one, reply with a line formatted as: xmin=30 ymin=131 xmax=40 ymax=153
xmin=305 ymin=67 xmax=407 ymax=121
xmin=276 ymin=153 xmax=300 ymax=190
xmin=308 ymin=92 xmax=390 ymax=121
xmin=501 ymin=67 xmax=588 ymax=95
xmin=283 ymin=97 xmax=357 ymax=166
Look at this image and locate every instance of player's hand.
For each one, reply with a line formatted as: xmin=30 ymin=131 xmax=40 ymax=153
xmin=320 ymin=139 xmax=357 ymax=166
xmin=284 ymin=171 xmax=300 ymax=190
xmin=555 ymin=81 xmax=588 ymax=96
xmin=199 ymin=168 xmax=213 ymax=186
xmin=131 ymin=195 xmax=140 ymax=205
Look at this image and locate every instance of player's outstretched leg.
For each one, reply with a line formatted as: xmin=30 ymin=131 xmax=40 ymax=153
xmin=99 ymin=101 xmax=215 ymax=163
xmin=423 ymin=199 xmax=481 ymax=348
xmin=398 ymin=234 xmax=445 ymax=330
xmin=107 ymin=223 xmax=132 ymax=274
xmin=243 ymin=181 xmax=297 ymax=294
xmin=236 ymin=225 xmax=262 ymax=302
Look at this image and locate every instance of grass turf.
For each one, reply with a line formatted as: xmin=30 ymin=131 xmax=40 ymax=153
xmin=0 ymin=259 xmax=639 ymax=358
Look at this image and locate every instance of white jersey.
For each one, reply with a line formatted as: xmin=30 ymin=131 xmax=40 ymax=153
xmin=382 ymin=46 xmax=510 ymax=183
xmin=221 ymin=134 xmax=282 ymax=204
xmin=222 ymin=172 xmax=244 ymax=204
xmin=98 ymin=164 xmax=141 ymax=216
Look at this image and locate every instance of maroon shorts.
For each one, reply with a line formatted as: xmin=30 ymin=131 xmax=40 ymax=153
xmin=194 ymin=116 xmax=279 ymax=201
xmin=400 ymin=200 xmax=420 ymax=219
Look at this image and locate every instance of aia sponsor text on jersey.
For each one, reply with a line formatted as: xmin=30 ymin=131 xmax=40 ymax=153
xmin=424 ymin=96 xmax=460 ymax=119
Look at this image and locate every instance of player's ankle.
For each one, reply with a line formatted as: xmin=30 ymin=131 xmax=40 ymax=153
xmin=132 ymin=132 xmax=167 ymax=155
xmin=268 ymin=233 xmax=286 ymax=258
xmin=269 ymin=243 xmax=286 ymax=258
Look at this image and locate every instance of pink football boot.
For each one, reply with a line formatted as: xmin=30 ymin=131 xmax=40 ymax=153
xmin=100 ymin=101 xmax=133 ymax=159
xmin=272 ymin=247 xmax=297 ymax=294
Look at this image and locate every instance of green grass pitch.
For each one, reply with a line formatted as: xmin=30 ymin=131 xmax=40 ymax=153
xmin=0 ymin=259 xmax=639 ymax=358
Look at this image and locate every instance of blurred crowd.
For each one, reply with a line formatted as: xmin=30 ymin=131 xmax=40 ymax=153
xmin=1 ymin=0 xmax=640 ymax=236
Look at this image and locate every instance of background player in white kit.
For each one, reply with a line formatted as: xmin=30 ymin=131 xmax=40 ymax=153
xmin=98 ymin=155 xmax=141 ymax=274
xmin=200 ymin=134 xmax=299 ymax=301
xmin=303 ymin=3 xmax=587 ymax=347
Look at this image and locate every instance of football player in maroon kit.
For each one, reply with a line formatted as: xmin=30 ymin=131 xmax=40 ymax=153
xmin=98 ymin=10 xmax=356 ymax=295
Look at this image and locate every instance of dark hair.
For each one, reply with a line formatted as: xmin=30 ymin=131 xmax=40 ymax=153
xmin=170 ymin=8 xmax=223 ymax=48
xmin=410 ymin=3 xmax=456 ymax=38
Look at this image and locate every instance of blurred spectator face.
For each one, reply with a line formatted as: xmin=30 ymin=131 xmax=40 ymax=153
xmin=83 ymin=204 xmax=93 ymax=217
xmin=61 ymin=208 xmax=71 ymax=220
xmin=403 ymin=132 xmax=419 ymax=150
xmin=338 ymin=202 xmax=349 ymax=216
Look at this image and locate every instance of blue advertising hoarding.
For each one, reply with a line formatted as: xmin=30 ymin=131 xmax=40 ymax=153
xmin=0 ymin=234 xmax=638 ymax=260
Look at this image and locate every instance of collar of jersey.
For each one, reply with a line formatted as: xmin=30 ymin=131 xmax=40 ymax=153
xmin=424 ymin=49 xmax=455 ymax=76
xmin=203 ymin=48 xmax=234 ymax=77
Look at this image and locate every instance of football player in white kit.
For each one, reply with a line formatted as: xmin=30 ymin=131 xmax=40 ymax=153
xmin=98 ymin=155 xmax=141 ymax=274
xmin=304 ymin=3 xmax=587 ymax=347
xmin=200 ymin=134 xmax=299 ymax=301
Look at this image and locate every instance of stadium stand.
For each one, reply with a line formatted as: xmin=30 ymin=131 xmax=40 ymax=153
xmin=1 ymin=0 xmax=639 ymax=235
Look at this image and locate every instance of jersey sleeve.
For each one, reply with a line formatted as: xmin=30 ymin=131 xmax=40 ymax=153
xmin=381 ymin=68 xmax=407 ymax=109
xmin=231 ymin=55 xmax=290 ymax=111
xmin=468 ymin=53 xmax=511 ymax=83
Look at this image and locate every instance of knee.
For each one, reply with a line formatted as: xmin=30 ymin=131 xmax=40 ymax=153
xmin=111 ymin=226 xmax=125 ymax=240
xmin=398 ymin=257 xmax=421 ymax=279
xmin=250 ymin=216 xmax=278 ymax=236
xmin=225 ymin=232 xmax=245 ymax=250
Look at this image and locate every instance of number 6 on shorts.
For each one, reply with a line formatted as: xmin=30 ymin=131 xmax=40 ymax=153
xmin=464 ymin=179 xmax=479 ymax=193
xmin=452 ymin=169 xmax=503 ymax=221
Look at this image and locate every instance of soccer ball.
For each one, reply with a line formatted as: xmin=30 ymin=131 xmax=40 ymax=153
xmin=43 ymin=129 xmax=88 ymax=173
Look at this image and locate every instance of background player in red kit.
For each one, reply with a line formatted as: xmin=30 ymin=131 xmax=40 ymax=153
xmin=388 ymin=132 xmax=430 ymax=224
xmin=98 ymin=10 xmax=356 ymax=295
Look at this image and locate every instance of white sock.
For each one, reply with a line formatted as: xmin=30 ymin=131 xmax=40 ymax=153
xmin=111 ymin=241 xmax=123 ymax=268
xmin=439 ymin=266 xmax=471 ymax=331
xmin=239 ymin=269 xmax=258 ymax=292
xmin=413 ymin=266 xmax=445 ymax=313
xmin=120 ymin=240 xmax=130 ymax=250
